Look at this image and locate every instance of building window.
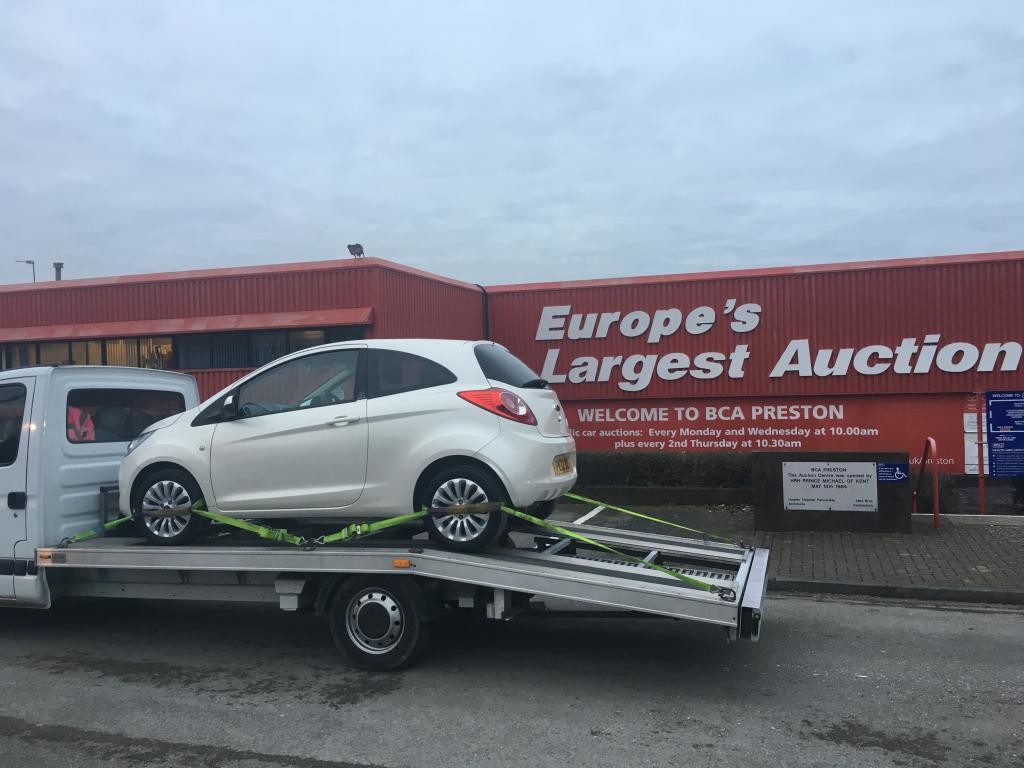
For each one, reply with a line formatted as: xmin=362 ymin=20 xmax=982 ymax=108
xmin=1 ymin=326 xmax=365 ymax=372
xmin=70 ymin=340 xmax=103 ymax=365
xmin=288 ymin=329 xmax=325 ymax=351
xmin=140 ymin=337 xmax=173 ymax=369
xmin=209 ymin=333 xmax=250 ymax=369
xmin=38 ymin=342 xmax=71 ymax=365
xmin=4 ymin=343 xmax=38 ymax=369
xmin=177 ymin=335 xmax=211 ymax=369
xmin=252 ymin=331 xmax=288 ymax=366
xmin=105 ymin=338 xmax=139 ymax=367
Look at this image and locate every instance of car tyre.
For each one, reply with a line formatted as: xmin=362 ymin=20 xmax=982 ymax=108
xmin=419 ymin=464 xmax=507 ymax=552
xmin=133 ymin=468 xmax=210 ymax=546
xmin=328 ymin=576 xmax=431 ymax=671
xmin=526 ymin=499 xmax=558 ymax=519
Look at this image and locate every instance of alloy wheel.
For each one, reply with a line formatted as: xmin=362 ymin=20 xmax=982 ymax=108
xmin=430 ymin=478 xmax=491 ymax=543
xmin=141 ymin=479 xmax=193 ymax=539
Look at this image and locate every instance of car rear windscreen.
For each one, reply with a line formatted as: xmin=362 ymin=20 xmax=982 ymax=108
xmin=67 ymin=388 xmax=186 ymax=444
xmin=474 ymin=345 xmax=544 ymax=388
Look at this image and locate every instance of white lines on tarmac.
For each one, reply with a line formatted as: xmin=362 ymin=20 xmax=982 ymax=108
xmin=573 ymin=505 xmax=605 ymax=525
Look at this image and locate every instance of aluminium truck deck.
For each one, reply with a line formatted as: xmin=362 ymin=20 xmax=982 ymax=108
xmin=37 ymin=520 xmax=768 ymax=642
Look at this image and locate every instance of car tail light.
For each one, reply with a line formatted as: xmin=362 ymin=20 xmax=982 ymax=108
xmin=458 ymin=388 xmax=538 ymax=425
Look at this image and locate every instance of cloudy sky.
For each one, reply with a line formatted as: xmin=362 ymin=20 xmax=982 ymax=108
xmin=1 ymin=2 xmax=1022 ymax=286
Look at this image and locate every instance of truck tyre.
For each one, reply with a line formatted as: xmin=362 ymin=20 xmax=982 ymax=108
xmin=419 ymin=464 xmax=507 ymax=552
xmin=329 ymin=576 xmax=431 ymax=671
xmin=133 ymin=468 xmax=210 ymax=546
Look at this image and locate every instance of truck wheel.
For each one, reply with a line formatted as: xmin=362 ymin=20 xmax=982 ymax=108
xmin=328 ymin=576 xmax=431 ymax=671
xmin=419 ymin=465 xmax=507 ymax=552
xmin=133 ymin=468 xmax=209 ymax=545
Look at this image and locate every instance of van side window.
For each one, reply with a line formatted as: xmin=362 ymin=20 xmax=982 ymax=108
xmin=368 ymin=350 xmax=457 ymax=398
xmin=0 ymin=384 xmax=27 ymax=466
xmin=67 ymin=389 xmax=187 ymax=444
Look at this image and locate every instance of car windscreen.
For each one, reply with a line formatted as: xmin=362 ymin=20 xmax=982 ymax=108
xmin=473 ymin=344 xmax=546 ymax=388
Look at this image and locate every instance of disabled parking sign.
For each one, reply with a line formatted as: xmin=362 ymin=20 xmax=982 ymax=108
xmin=986 ymin=391 xmax=1024 ymax=478
xmin=877 ymin=462 xmax=910 ymax=482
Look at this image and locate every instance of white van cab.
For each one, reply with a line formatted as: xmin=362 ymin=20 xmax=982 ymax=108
xmin=0 ymin=366 xmax=198 ymax=606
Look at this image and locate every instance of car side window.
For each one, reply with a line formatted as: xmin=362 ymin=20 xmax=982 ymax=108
xmin=0 ymin=384 xmax=27 ymax=466
xmin=236 ymin=349 xmax=361 ymax=418
xmin=368 ymin=350 xmax=457 ymax=398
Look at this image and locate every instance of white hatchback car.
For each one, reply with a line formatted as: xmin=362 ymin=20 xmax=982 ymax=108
xmin=119 ymin=339 xmax=576 ymax=551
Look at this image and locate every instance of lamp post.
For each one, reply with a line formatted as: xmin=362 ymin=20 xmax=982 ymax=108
xmin=15 ymin=259 xmax=36 ymax=282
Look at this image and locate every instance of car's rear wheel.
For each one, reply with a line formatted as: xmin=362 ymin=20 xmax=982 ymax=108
xmin=419 ymin=464 xmax=506 ymax=552
xmin=133 ymin=468 xmax=209 ymax=545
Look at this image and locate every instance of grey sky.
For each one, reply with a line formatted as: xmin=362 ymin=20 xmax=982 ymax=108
xmin=1 ymin=2 xmax=1022 ymax=287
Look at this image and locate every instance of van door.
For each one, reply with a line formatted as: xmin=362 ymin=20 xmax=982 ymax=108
xmin=0 ymin=378 xmax=33 ymax=601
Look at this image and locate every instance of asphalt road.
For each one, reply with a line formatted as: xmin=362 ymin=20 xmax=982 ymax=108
xmin=0 ymin=594 xmax=1021 ymax=768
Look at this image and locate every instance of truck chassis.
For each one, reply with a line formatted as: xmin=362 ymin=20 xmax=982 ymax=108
xmin=35 ymin=516 xmax=769 ymax=670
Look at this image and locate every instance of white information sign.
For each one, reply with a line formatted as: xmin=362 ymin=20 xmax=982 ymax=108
xmin=782 ymin=461 xmax=879 ymax=512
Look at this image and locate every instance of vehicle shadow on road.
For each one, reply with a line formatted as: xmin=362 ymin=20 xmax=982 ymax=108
xmin=1 ymin=598 xmax=757 ymax=704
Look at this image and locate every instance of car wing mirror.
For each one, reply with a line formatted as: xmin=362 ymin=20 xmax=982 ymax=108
xmin=221 ymin=394 xmax=238 ymax=421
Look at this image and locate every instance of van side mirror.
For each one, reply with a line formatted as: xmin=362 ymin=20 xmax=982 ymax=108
xmin=221 ymin=394 xmax=238 ymax=421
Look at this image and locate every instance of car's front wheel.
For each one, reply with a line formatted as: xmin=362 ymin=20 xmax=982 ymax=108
xmin=419 ymin=464 xmax=506 ymax=552
xmin=133 ymin=468 xmax=210 ymax=545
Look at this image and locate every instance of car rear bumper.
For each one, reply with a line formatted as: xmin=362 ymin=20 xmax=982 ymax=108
xmin=477 ymin=429 xmax=576 ymax=507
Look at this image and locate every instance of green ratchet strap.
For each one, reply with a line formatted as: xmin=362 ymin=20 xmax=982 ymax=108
xmin=500 ymin=504 xmax=723 ymax=595
xmin=191 ymin=502 xmax=305 ymax=546
xmin=317 ymin=509 xmax=429 ymax=545
xmin=563 ymin=491 xmax=737 ymax=545
xmin=62 ymin=515 xmax=134 ymax=545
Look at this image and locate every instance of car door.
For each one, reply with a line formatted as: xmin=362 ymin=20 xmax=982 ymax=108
xmin=209 ymin=347 xmax=368 ymax=515
xmin=0 ymin=379 xmax=33 ymax=600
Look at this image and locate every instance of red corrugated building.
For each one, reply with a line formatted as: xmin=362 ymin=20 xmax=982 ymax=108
xmin=2 ymin=251 xmax=1022 ymax=474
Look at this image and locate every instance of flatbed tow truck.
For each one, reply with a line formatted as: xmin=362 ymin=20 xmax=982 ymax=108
xmin=3 ymin=366 xmax=769 ymax=671
xmin=34 ymin=510 xmax=768 ymax=670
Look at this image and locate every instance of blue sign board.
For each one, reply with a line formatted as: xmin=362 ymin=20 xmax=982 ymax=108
xmin=877 ymin=462 xmax=910 ymax=482
xmin=986 ymin=391 xmax=1024 ymax=478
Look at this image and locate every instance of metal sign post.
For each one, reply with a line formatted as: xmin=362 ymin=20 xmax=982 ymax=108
xmin=977 ymin=386 xmax=987 ymax=515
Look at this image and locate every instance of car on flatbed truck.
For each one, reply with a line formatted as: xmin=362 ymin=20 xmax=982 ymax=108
xmin=120 ymin=339 xmax=577 ymax=551
xmin=2 ymin=365 xmax=769 ymax=671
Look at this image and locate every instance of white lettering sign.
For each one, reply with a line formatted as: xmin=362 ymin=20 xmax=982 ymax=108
xmin=532 ymin=300 xmax=1022 ymax=392
xmin=782 ymin=461 xmax=879 ymax=512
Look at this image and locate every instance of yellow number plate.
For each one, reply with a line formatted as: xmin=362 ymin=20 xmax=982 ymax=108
xmin=553 ymin=455 xmax=572 ymax=475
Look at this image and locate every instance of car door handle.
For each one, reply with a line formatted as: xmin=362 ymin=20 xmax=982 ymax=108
xmin=327 ymin=415 xmax=360 ymax=427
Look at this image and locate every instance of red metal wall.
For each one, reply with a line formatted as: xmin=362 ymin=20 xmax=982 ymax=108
xmin=486 ymin=252 xmax=1024 ymax=400
xmin=486 ymin=252 xmax=1024 ymax=473
xmin=0 ymin=258 xmax=479 ymax=330
xmin=371 ymin=267 xmax=484 ymax=340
